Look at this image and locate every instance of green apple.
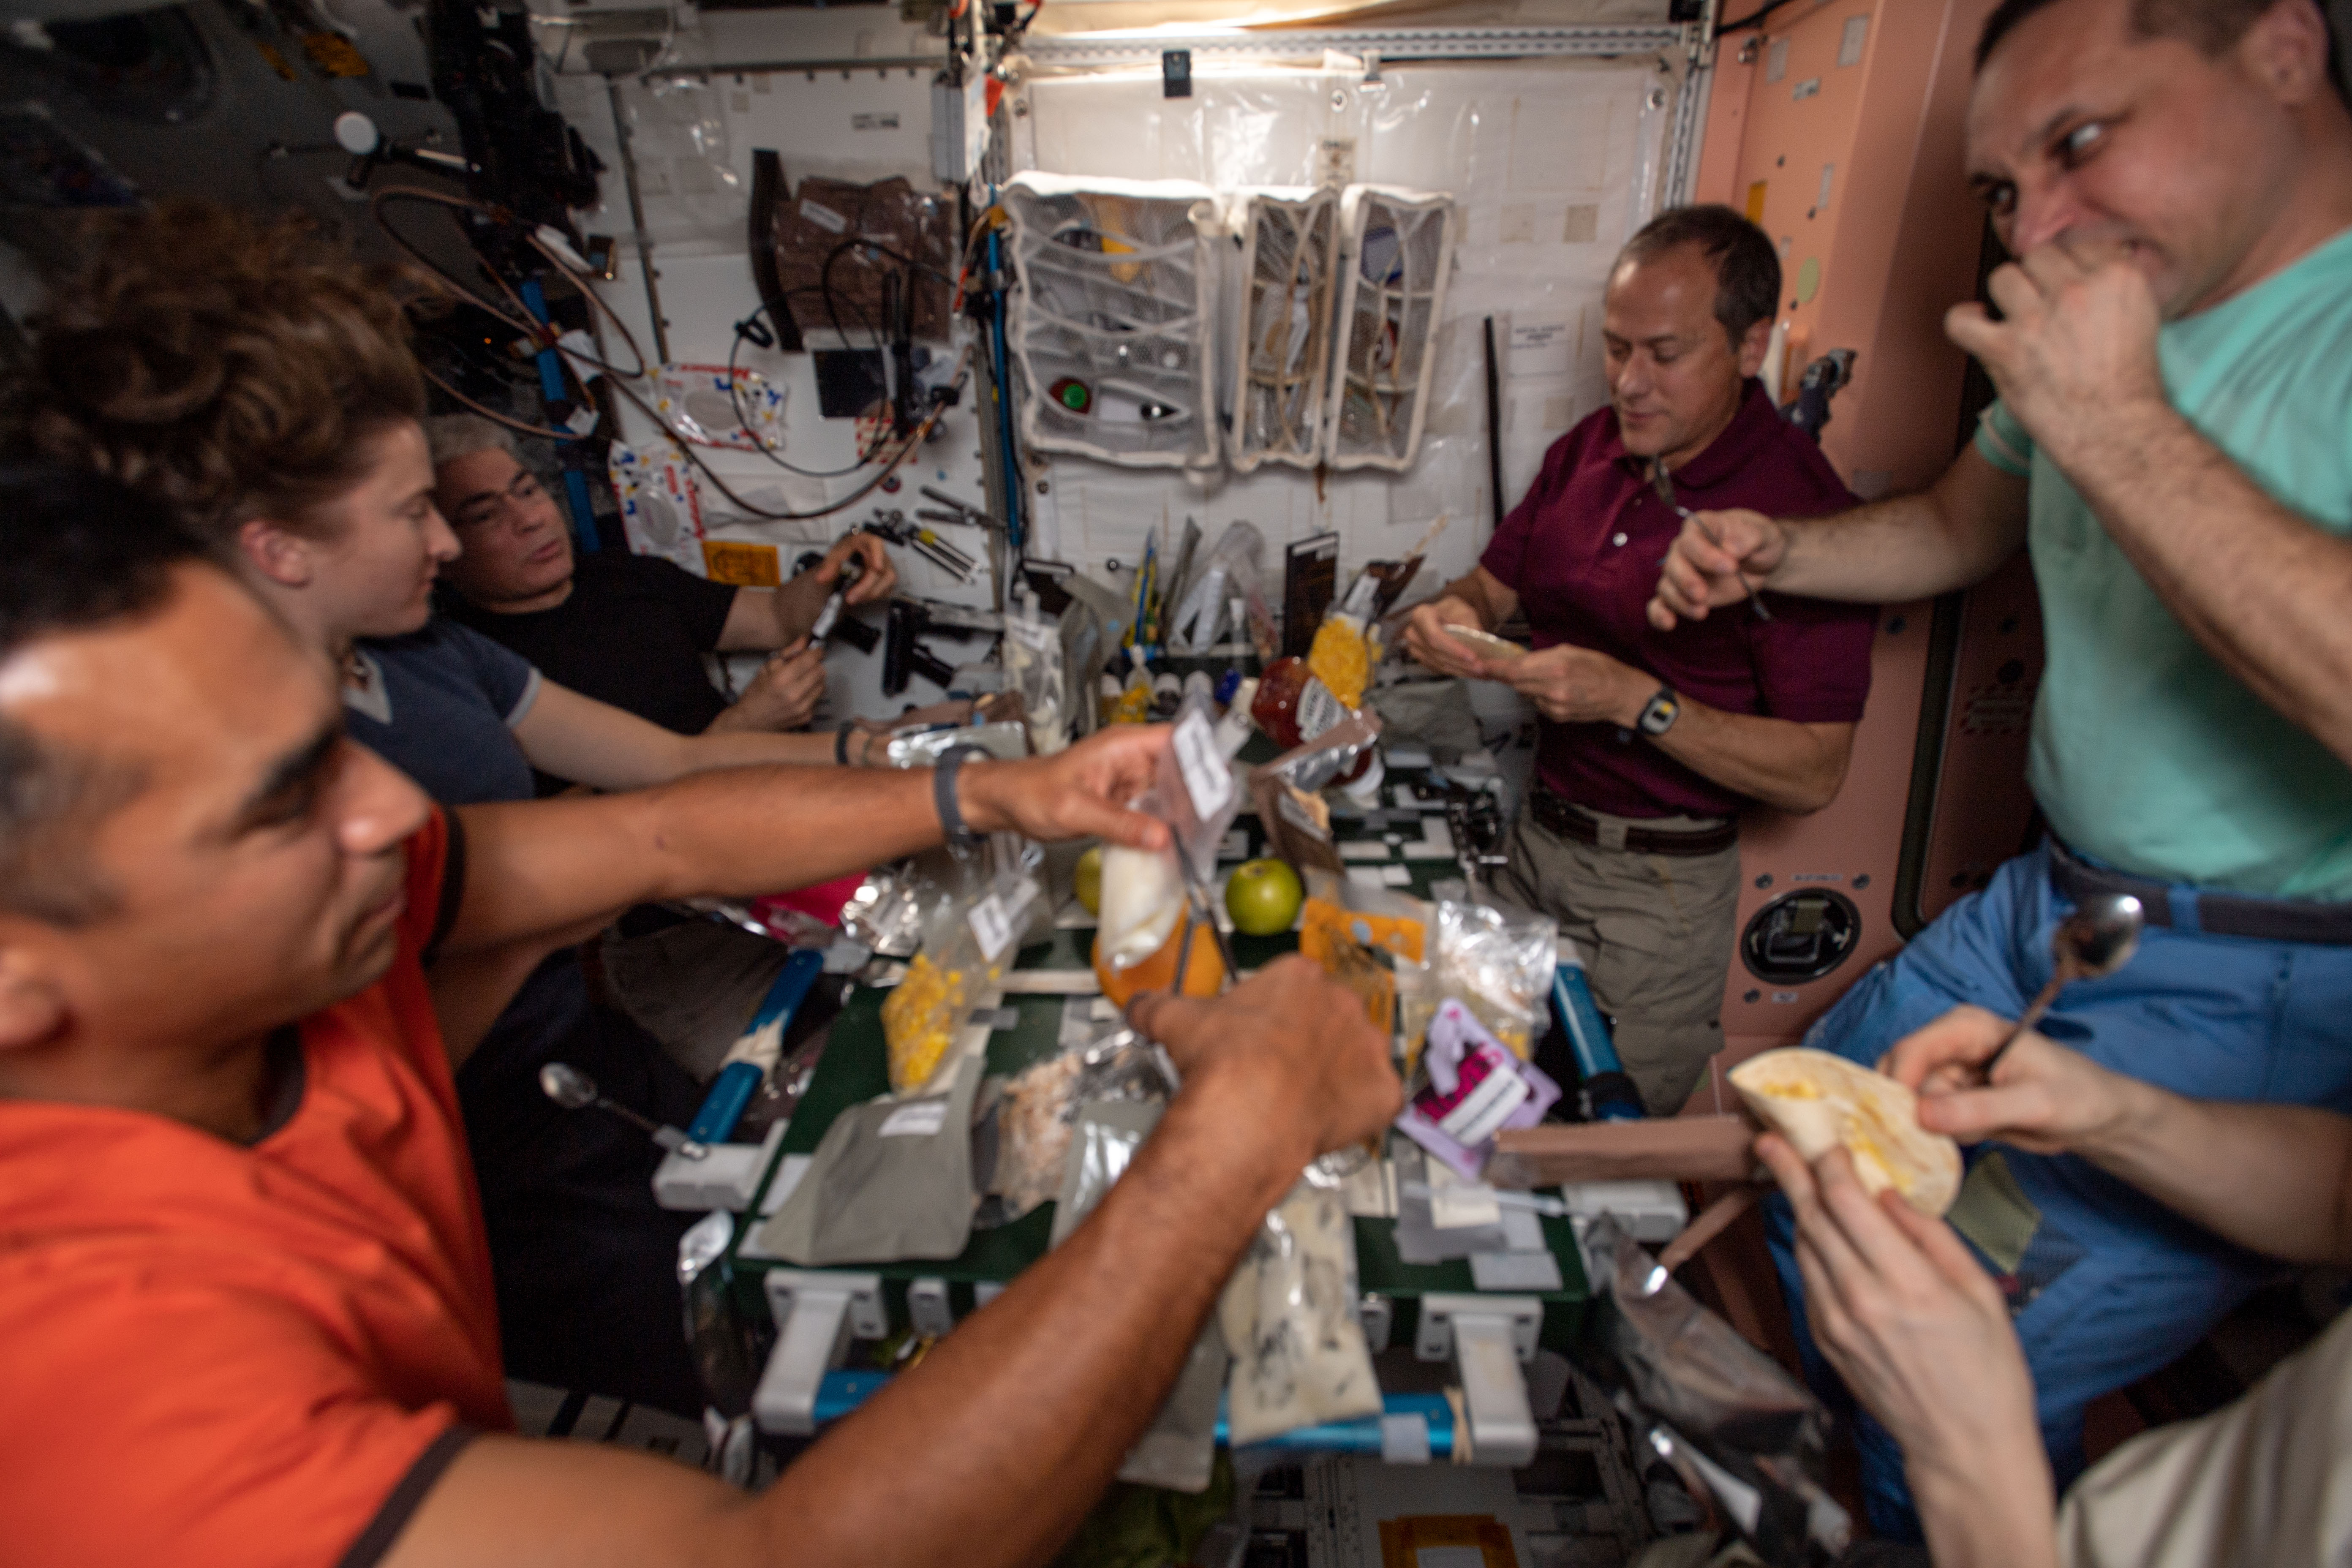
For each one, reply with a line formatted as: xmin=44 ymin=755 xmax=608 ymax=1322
xmin=1225 ymin=858 xmax=1304 ymax=937
xmin=1073 ymin=844 xmax=1104 ymax=918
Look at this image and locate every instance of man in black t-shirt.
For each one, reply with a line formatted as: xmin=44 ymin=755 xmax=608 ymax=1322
xmin=426 ymin=416 xmax=895 ymax=736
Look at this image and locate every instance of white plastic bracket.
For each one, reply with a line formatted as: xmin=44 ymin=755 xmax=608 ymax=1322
xmin=751 ymin=1270 xmax=886 ymax=1436
xmin=1414 ymin=1292 xmax=1542 ymax=1467
xmin=653 ymin=1120 xmax=787 ymax=1213
xmin=907 ymin=1277 xmax=956 ymax=1339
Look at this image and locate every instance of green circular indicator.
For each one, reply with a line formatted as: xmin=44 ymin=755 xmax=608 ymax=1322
xmin=1796 ymin=256 xmax=1822 ymax=305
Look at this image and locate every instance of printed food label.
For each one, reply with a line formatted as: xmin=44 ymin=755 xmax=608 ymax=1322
xmin=1296 ymin=677 xmax=1347 ymax=742
xmin=1419 ymin=1043 xmax=1532 ymax=1149
xmin=969 ymin=893 xmax=1015 ymax=962
xmin=1277 ymin=790 xmax=1332 ymax=843
xmin=1172 ymin=708 xmax=1233 ymax=817
xmin=800 ymin=199 xmax=849 ymax=234
xmin=879 ymin=1100 xmax=950 ymax=1138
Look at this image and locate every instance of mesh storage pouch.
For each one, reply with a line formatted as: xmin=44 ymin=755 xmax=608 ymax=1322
xmin=1324 ymin=186 xmax=1459 ymax=472
xmin=1005 ymin=173 xmax=1220 ymax=471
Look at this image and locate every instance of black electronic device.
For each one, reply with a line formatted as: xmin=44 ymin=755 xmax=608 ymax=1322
xmin=1782 ymin=349 xmax=1857 ymax=445
xmin=423 ymin=0 xmax=600 ymax=234
xmin=882 ymin=601 xmax=958 ymax=697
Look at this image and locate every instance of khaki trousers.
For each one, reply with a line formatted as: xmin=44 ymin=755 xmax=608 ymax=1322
xmin=1493 ymin=803 xmax=1741 ymax=1116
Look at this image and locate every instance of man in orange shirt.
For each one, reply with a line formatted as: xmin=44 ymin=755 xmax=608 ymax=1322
xmin=0 ymin=468 xmax=1400 ymax=1568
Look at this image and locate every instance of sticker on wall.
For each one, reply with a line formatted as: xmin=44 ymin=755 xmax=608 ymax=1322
xmin=1793 ymin=77 xmax=1822 ymax=102
xmin=608 ymin=439 xmax=707 ymax=572
xmin=651 ymin=364 xmax=788 ymax=452
xmin=1745 ymin=180 xmax=1768 ymax=224
xmin=1839 ymin=15 xmax=1870 ymax=67
xmin=702 ymin=539 xmax=783 ymax=587
xmin=1767 ymin=36 xmax=1790 ymax=83
xmin=1796 ymin=256 xmax=1822 ymax=305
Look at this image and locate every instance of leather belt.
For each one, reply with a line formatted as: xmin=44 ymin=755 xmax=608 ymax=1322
xmin=2050 ymin=839 xmax=2352 ymax=947
xmin=1529 ymin=785 xmax=1738 ymax=858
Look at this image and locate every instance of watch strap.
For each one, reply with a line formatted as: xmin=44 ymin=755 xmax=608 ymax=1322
xmin=933 ymin=744 xmax=990 ymax=846
xmin=835 ymin=721 xmax=858 ymax=766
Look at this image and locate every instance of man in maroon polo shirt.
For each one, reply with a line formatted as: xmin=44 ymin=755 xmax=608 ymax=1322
xmin=1405 ymin=205 xmax=1876 ymax=1113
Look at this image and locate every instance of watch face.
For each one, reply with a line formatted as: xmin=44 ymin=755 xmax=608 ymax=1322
xmin=1639 ymin=691 xmax=1680 ymax=735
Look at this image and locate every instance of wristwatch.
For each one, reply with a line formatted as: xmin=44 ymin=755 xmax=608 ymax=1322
xmin=1636 ymin=686 xmax=1682 ymax=737
xmin=933 ymin=743 xmax=991 ymax=849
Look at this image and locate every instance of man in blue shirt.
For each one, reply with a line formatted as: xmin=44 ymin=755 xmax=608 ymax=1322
xmin=1652 ymin=0 xmax=2352 ymax=1536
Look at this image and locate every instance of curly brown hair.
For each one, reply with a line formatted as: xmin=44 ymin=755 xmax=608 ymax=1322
xmin=8 ymin=201 xmax=430 ymax=544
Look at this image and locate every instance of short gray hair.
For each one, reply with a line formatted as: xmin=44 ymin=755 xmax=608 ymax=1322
xmin=423 ymin=413 xmax=516 ymax=471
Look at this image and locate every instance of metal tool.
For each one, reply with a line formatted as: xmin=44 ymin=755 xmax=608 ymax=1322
xmin=865 ymin=510 xmax=980 ymax=583
xmin=1981 ymin=893 xmax=2145 ymax=1073
xmin=1168 ymin=847 xmax=1241 ymax=1000
xmin=1652 ymin=457 xmax=1772 ymax=622
xmin=539 ymin=1062 xmax=710 ymax=1159
xmin=808 ymin=552 xmax=863 ymax=642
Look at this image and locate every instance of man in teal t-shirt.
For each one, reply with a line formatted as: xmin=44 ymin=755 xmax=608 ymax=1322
xmin=1647 ymin=0 xmax=2352 ymax=1540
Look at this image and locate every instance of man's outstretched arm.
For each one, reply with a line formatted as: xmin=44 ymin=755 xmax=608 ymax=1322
xmin=381 ymin=957 xmax=1403 ymax=1568
xmin=438 ymin=727 xmax=1170 ymax=959
xmin=1649 ymin=445 xmax=2029 ymax=629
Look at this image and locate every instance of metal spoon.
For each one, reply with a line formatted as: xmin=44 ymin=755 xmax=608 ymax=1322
xmin=1652 ymin=457 xmax=1772 ymax=622
xmin=539 ymin=1062 xmax=709 ymax=1159
xmin=1981 ymin=893 xmax=2145 ymax=1073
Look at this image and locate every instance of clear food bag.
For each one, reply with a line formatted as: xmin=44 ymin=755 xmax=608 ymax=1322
xmin=1219 ymin=1175 xmax=1383 ymax=1446
xmin=1402 ymin=898 xmax=1557 ymax=1065
xmin=991 ymin=1029 xmax=1177 ymax=1223
xmin=882 ymin=867 xmax=1042 ymax=1093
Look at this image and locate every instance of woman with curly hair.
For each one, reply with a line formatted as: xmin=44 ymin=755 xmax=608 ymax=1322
xmin=8 ymin=200 xmax=830 ymax=1415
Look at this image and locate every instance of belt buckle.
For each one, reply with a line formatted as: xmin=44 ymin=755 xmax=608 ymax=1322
xmin=1595 ymin=819 xmax=1629 ymax=852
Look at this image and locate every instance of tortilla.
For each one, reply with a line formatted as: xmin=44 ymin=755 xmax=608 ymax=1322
xmin=1438 ymin=623 xmax=1526 ymax=662
xmin=1729 ymin=1047 xmax=1961 ymax=1217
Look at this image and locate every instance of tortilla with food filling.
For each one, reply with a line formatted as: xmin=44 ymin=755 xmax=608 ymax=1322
xmin=1730 ymin=1047 xmax=1961 ymax=1217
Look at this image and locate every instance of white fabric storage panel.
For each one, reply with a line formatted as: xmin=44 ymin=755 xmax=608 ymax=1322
xmin=1004 ymin=173 xmax=1220 ymax=471
xmin=1223 ymin=187 xmax=1341 ymax=475
xmin=1323 ymin=186 xmax=1459 ymax=473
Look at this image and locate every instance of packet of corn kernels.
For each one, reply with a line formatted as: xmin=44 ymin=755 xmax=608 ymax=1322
xmin=882 ymin=866 xmax=1040 ymax=1093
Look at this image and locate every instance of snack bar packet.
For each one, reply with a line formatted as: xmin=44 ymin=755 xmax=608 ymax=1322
xmin=1395 ymin=999 xmax=1561 ymax=1180
xmin=1297 ymin=867 xmax=1427 ymax=1038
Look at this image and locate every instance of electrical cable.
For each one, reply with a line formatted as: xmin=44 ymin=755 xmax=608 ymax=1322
xmin=373 ymin=185 xmax=978 ymax=517
xmin=1715 ymin=0 xmax=1806 ymax=37
xmin=370 ymin=185 xmax=651 ymax=381
xmin=724 ymin=295 xmax=890 ymax=479
xmin=602 ymin=344 xmax=974 ymax=521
